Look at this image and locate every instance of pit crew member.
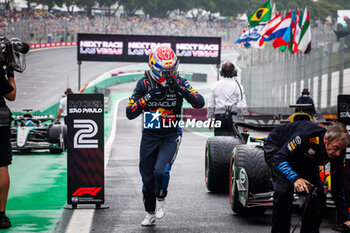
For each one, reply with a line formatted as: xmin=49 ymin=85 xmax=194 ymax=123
xmin=264 ymin=121 xmax=350 ymax=233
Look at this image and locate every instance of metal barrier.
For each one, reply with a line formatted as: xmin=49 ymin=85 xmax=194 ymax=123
xmin=238 ymin=34 xmax=350 ymax=115
xmin=3 ymin=17 xmax=243 ymax=44
xmin=94 ymin=87 xmax=111 ymax=113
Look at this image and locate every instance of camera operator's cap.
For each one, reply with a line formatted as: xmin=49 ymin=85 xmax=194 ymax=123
xmin=65 ymin=88 xmax=72 ymax=95
xmin=302 ymin=88 xmax=310 ymax=95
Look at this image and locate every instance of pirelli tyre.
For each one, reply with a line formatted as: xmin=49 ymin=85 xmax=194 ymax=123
xmin=230 ymin=145 xmax=272 ymax=214
xmin=205 ymin=136 xmax=241 ymax=193
xmin=48 ymin=125 xmax=64 ymax=154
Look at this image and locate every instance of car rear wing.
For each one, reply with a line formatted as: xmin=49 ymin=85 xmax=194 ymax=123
xmin=289 ymin=104 xmax=312 ymax=109
xmin=232 ymin=115 xmax=281 ymax=131
xmin=13 ymin=114 xmax=55 ymax=121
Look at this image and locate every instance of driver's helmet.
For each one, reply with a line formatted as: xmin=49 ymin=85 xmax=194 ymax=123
xmin=148 ymin=46 xmax=179 ymax=87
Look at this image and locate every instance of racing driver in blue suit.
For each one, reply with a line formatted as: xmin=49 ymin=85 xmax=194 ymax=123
xmin=126 ymin=46 xmax=205 ymax=226
xmin=264 ymin=121 xmax=350 ymax=233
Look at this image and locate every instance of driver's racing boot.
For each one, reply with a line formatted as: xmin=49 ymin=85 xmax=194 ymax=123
xmin=156 ymin=198 xmax=166 ymax=219
xmin=141 ymin=212 xmax=156 ymax=226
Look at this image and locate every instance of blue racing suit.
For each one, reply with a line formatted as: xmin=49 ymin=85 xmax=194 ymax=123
xmin=126 ymin=71 xmax=204 ymax=212
xmin=264 ymin=121 xmax=350 ymax=233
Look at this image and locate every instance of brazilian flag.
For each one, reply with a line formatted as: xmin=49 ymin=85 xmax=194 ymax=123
xmin=248 ymin=0 xmax=271 ymax=28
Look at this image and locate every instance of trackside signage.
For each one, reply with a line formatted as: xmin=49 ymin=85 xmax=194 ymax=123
xmin=337 ymin=95 xmax=350 ymax=211
xmin=67 ymin=94 xmax=105 ymax=206
xmin=78 ymin=33 xmax=221 ymax=65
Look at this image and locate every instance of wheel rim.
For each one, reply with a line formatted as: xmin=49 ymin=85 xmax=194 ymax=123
xmin=230 ymin=159 xmax=235 ymax=204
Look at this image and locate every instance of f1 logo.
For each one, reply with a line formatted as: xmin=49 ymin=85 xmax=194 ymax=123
xmin=72 ymin=187 xmax=102 ymax=196
xmin=73 ymin=119 xmax=98 ymax=148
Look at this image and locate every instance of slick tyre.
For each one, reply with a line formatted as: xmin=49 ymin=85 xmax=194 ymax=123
xmin=62 ymin=124 xmax=67 ymax=151
xmin=48 ymin=125 xmax=64 ymax=154
xmin=205 ymin=136 xmax=241 ymax=193
xmin=230 ymin=145 xmax=272 ymax=215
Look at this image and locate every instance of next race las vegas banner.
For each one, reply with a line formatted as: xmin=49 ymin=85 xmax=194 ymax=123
xmin=67 ymin=94 xmax=105 ymax=207
xmin=77 ymin=33 xmax=221 ymax=65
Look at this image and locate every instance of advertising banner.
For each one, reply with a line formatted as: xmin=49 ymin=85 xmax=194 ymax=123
xmin=337 ymin=95 xmax=350 ymax=208
xmin=78 ymin=33 xmax=221 ymax=64
xmin=67 ymin=94 xmax=105 ymax=207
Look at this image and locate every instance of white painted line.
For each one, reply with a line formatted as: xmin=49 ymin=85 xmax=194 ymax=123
xmin=29 ymin=46 xmax=74 ymax=53
xmin=190 ymin=131 xmax=212 ymax=138
xmin=104 ymin=96 xmax=128 ymax=169
xmin=65 ymin=210 xmax=94 ymax=233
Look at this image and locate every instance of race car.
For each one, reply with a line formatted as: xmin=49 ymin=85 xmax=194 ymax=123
xmin=10 ymin=110 xmax=67 ymax=154
xmin=205 ymin=106 xmax=334 ymax=214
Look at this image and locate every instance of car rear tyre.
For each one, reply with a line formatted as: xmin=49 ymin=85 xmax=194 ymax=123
xmin=230 ymin=145 xmax=271 ymax=214
xmin=205 ymin=136 xmax=241 ymax=193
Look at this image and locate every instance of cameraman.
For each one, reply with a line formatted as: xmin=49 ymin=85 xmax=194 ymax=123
xmin=0 ymin=68 xmax=16 ymax=229
xmin=264 ymin=121 xmax=350 ymax=233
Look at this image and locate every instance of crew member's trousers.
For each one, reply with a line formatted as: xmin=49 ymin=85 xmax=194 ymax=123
xmin=264 ymin=141 xmax=326 ymax=233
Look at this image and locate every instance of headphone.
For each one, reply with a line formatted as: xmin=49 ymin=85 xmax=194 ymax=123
xmin=220 ymin=66 xmax=238 ymax=78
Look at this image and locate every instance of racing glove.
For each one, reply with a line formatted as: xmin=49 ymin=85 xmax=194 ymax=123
xmin=143 ymin=87 xmax=164 ymax=102
xmin=167 ymin=77 xmax=181 ymax=92
xmin=169 ymin=78 xmax=204 ymax=109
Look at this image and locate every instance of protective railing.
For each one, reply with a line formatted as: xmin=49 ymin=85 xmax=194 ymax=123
xmin=238 ymin=34 xmax=350 ymax=115
xmin=2 ymin=17 xmax=244 ymax=44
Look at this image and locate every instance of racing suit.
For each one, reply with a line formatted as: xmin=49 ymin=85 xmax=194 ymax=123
xmin=264 ymin=121 xmax=350 ymax=233
xmin=126 ymin=71 xmax=204 ymax=213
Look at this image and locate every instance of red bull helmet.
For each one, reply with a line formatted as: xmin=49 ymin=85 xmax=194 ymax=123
xmin=148 ymin=46 xmax=179 ymax=87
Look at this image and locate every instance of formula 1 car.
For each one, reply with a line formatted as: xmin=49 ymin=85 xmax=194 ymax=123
xmin=10 ymin=110 xmax=67 ymax=154
xmin=205 ymin=106 xmax=334 ymax=214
